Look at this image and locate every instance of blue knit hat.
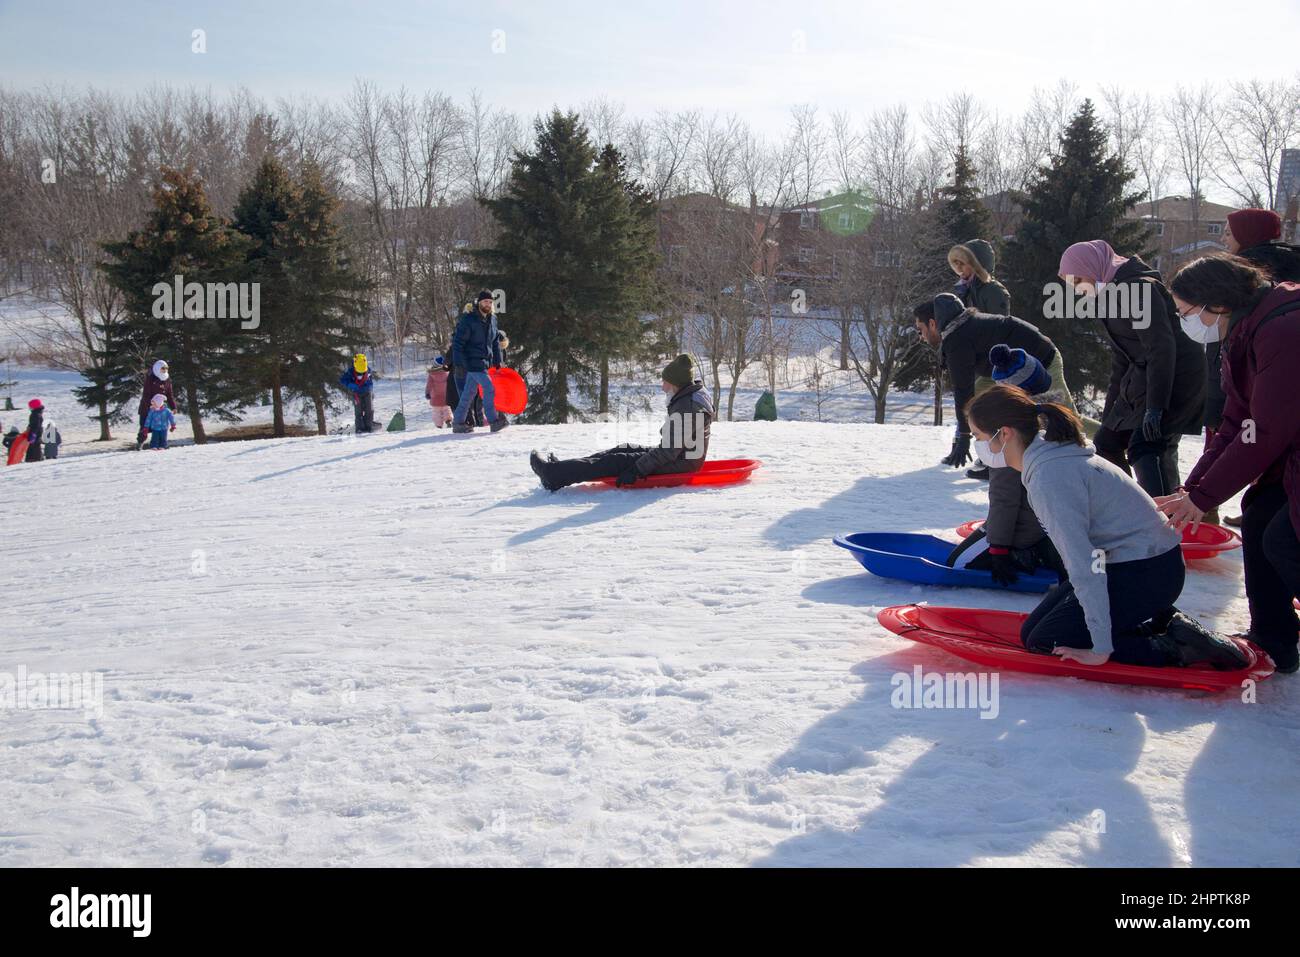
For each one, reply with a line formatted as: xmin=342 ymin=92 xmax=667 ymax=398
xmin=989 ymin=344 xmax=1051 ymax=395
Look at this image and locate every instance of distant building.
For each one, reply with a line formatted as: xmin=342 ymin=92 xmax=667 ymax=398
xmin=1124 ymin=196 xmax=1237 ymax=273
xmin=1277 ymin=148 xmax=1300 ymax=243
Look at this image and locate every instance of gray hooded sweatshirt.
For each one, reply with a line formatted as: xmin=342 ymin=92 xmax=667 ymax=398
xmin=1020 ymin=436 xmax=1182 ymax=656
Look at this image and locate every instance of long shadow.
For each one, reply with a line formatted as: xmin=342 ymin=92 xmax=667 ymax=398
xmin=251 ymin=432 xmax=454 ymax=482
xmin=1176 ymin=688 xmax=1300 ymax=865
xmin=756 ymin=648 xmax=1192 ymax=867
xmin=506 ymin=484 xmax=666 ymax=547
xmin=763 ymin=465 xmax=985 ymax=551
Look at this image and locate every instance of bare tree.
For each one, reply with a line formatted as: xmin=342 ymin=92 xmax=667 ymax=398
xmin=1165 ymin=84 xmax=1220 ymax=240
xmin=1211 ymin=79 xmax=1300 ymax=210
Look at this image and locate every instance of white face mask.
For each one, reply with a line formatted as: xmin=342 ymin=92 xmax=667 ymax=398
xmin=1179 ymin=306 xmax=1221 ymax=345
xmin=974 ymin=430 xmax=1009 ymax=470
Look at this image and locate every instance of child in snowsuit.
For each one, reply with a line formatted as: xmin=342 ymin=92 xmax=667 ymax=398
xmin=42 ymin=419 xmax=62 ymax=460
xmin=425 ymin=356 xmax=452 ymax=428
xmin=947 ymin=345 xmax=1066 ymax=584
xmin=145 ymin=394 xmax=176 ymax=449
xmin=340 ymin=354 xmax=376 ymax=433
xmin=529 ymin=355 xmax=714 ymax=491
xmin=137 ymin=359 xmax=176 ymax=449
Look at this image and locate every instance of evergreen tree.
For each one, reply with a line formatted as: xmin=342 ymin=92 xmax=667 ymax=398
xmin=99 ymin=166 xmax=254 ymax=443
xmin=465 ymin=111 xmax=660 ymax=422
xmin=1002 ymin=99 xmax=1153 ymax=396
xmin=279 ymin=161 xmax=372 ymax=434
xmin=935 ymin=144 xmax=994 ymax=250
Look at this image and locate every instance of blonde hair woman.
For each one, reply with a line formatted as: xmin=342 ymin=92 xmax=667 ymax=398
xmin=948 ymin=239 xmax=1010 ymax=316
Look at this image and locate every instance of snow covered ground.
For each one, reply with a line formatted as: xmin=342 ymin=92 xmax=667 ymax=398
xmin=2 ymin=377 xmax=1297 ymax=868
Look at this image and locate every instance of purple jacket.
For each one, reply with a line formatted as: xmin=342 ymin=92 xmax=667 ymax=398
xmin=1186 ymin=282 xmax=1300 ymax=535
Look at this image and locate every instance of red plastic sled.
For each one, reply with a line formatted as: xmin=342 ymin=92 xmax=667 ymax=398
xmin=485 ymin=367 xmax=528 ymax=415
xmin=6 ymin=434 xmax=29 ymax=465
xmin=877 ymin=603 xmax=1273 ymax=692
xmin=954 ymin=519 xmax=1242 ymax=561
xmin=596 ymin=458 xmax=761 ymax=489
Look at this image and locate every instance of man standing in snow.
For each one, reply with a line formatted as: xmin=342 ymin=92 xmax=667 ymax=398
xmin=528 ymin=355 xmax=714 ymax=491
xmin=915 ymin=294 xmax=1074 ymax=479
xmin=451 ymin=291 xmax=508 ymax=434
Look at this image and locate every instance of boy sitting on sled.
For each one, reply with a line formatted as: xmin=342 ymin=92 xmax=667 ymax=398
xmin=529 ymin=354 xmax=714 ymax=492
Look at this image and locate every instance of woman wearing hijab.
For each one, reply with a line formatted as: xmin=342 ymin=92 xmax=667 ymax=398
xmin=1159 ymin=255 xmax=1300 ymax=674
xmin=137 ymin=359 xmax=176 ymax=450
xmin=1058 ymin=240 xmax=1205 ymax=498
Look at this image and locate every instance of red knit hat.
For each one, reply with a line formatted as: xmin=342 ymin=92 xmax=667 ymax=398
xmin=1227 ymin=208 xmax=1282 ymax=250
xmin=27 ymin=398 xmax=43 ymax=410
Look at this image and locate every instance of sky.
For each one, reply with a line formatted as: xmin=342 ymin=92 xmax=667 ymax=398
xmin=1 ymin=0 xmax=1297 ymax=139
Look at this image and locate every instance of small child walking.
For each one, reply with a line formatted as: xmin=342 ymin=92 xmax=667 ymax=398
xmin=145 ymin=394 xmax=176 ymax=449
xmin=424 ymin=356 xmax=452 ymax=428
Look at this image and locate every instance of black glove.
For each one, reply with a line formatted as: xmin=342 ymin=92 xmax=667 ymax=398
xmin=942 ymin=433 xmax=972 ymax=468
xmin=615 ymin=465 xmax=641 ymax=487
xmin=1142 ymin=408 xmax=1164 ymax=442
xmin=988 ymin=548 xmax=1020 ymax=586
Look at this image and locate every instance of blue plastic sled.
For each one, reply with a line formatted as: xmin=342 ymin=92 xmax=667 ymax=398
xmin=833 ymin=532 xmax=1059 ymax=593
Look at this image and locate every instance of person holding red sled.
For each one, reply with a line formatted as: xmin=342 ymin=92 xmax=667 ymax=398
xmin=965 ymin=384 xmax=1246 ymax=670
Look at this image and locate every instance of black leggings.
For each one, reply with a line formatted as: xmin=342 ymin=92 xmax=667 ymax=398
xmin=545 ymin=445 xmax=653 ymax=489
xmin=1020 ymin=544 xmax=1184 ymax=666
xmin=1241 ymin=483 xmax=1300 ymax=652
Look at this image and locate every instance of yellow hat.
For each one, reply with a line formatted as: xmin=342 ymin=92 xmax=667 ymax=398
xmin=353 ymin=354 xmax=367 ymax=374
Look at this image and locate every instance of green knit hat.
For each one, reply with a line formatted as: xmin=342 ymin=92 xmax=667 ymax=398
xmin=661 ymin=354 xmax=697 ymax=389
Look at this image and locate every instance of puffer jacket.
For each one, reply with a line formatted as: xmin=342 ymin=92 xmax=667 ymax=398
xmin=452 ymin=304 xmax=503 ymax=373
xmin=633 ymin=381 xmax=715 ymax=477
xmin=1098 ymin=257 xmax=1205 ymax=434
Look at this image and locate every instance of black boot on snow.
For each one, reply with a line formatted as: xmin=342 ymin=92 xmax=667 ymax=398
xmin=530 ymin=450 xmax=561 ymax=491
xmin=490 ymin=415 xmax=510 ymax=433
xmin=1161 ymin=612 xmax=1251 ymax=670
xmin=1249 ymin=632 xmax=1299 ymax=674
xmin=452 ymin=422 xmax=475 ymax=434
xmin=965 ymin=464 xmax=990 ymax=481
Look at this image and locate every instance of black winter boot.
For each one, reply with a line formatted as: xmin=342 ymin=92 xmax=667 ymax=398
xmin=452 ymin=421 xmax=475 ymax=434
xmin=965 ymin=464 xmax=990 ymax=481
xmin=1159 ymin=612 xmax=1251 ymax=670
xmin=530 ymin=450 xmax=561 ymax=491
xmin=490 ymin=415 xmax=510 ymax=433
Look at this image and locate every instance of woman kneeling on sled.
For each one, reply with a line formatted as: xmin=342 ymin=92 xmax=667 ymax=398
xmin=965 ymin=384 xmax=1246 ymax=669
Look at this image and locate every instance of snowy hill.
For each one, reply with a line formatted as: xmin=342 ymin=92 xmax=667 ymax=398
xmin=2 ymin=414 xmax=1297 ymax=867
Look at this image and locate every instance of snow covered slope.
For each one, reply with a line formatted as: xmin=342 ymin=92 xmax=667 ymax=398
xmin=1 ymin=416 xmax=1296 ymax=867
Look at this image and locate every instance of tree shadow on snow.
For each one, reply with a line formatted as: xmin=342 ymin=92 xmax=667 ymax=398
xmin=755 ymin=649 xmax=1197 ymax=867
xmin=502 ymin=484 xmax=665 ymax=547
xmin=250 ymin=433 xmax=454 ymax=482
xmin=763 ymin=466 xmax=985 ymax=551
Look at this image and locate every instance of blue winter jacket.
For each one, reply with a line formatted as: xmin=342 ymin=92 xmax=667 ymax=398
xmin=452 ymin=305 xmax=502 ymax=373
xmin=339 ymin=369 xmax=375 ymax=394
xmin=145 ymin=408 xmax=175 ymax=432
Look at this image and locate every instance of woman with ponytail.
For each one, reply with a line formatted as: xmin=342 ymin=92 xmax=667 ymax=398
xmin=964 ymin=385 xmax=1247 ymax=669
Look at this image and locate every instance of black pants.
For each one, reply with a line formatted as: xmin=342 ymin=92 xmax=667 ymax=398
xmin=1094 ymin=426 xmax=1181 ymax=497
xmin=354 ymin=391 xmax=374 ymax=433
xmin=544 ymin=445 xmax=652 ymax=489
xmin=1240 ymin=482 xmax=1300 ymax=653
xmin=1020 ymin=544 xmax=1184 ymax=666
xmin=947 ymin=527 xmax=1068 ymax=580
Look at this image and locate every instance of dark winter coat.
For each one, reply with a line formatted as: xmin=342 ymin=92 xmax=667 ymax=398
xmin=1201 ymin=342 xmax=1225 ymax=431
xmin=985 ymin=466 xmax=1049 ymax=550
xmin=1098 ymin=257 xmax=1205 ymax=435
xmin=939 ymin=312 xmax=1057 ymax=435
xmin=25 ymin=406 xmax=43 ymax=462
xmin=1185 ymin=282 xmax=1300 ymax=537
xmin=339 ymin=369 xmax=374 ymax=395
xmin=452 ymin=305 xmax=503 ymax=373
xmin=632 ymin=381 xmax=715 ymax=477
xmin=138 ymin=372 xmax=176 ymax=418
xmin=1239 ymin=242 xmax=1300 ymax=284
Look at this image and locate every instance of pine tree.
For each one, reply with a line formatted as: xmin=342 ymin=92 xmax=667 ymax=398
xmin=465 ymin=111 xmax=660 ymax=423
xmin=232 ymin=157 xmax=299 ymax=435
xmin=98 ymin=166 xmax=254 ymax=443
xmin=1002 ymin=99 xmax=1153 ymax=396
xmin=935 ymin=144 xmax=994 ymax=250
xmin=279 ymin=161 xmax=372 ymax=434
